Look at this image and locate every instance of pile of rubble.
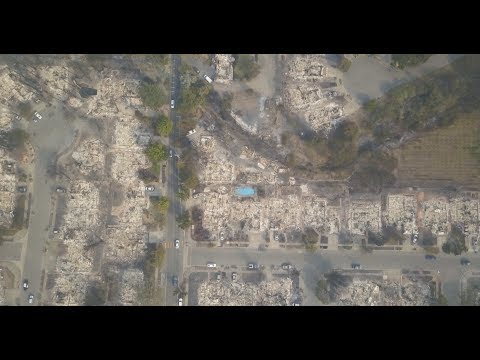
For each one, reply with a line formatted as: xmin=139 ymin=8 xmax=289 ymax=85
xmin=386 ymin=194 xmax=417 ymax=235
xmin=302 ymin=196 xmax=340 ymax=234
xmin=201 ymin=159 xmax=235 ymax=184
xmin=119 ymin=268 xmax=144 ymax=305
xmin=335 ymin=277 xmax=434 ymax=306
xmin=0 ymin=65 xmax=36 ymax=106
xmin=0 ymin=155 xmax=17 ymax=228
xmin=348 ymin=200 xmax=381 ymax=235
xmin=37 ymin=64 xmax=73 ymax=101
xmin=283 ymin=55 xmax=346 ymax=133
xmin=71 ymin=138 xmax=106 ymax=177
xmin=198 ymin=277 xmax=294 ymax=306
xmin=214 ymin=54 xmax=235 ymax=84
xmin=267 ymin=196 xmax=302 ymax=230
xmin=422 ymin=197 xmax=448 ymax=235
xmin=450 ymin=193 xmax=479 ymax=236
xmin=0 ymin=113 xmax=13 ymax=131
xmin=52 ymin=273 xmax=89 ymax=306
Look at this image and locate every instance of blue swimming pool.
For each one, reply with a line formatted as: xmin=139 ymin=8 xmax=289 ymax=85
xmin=235 ymin=186 xmax=256 ymax=197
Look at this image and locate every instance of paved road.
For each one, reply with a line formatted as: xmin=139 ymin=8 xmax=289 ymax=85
xmin=164 ymin=54 xmax=186 ymax=306
xmin=21 ymin=101 xmax=76 ymax=305
xmin=189 ymin=247 xmax=480 ymax=305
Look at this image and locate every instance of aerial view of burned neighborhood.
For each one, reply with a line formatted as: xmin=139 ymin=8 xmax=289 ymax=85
xmin=1 ymin=54 xmax=480 ymax=306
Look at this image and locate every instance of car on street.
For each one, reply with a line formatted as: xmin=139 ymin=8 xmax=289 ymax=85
xmin=33 ymin=111 xmax=42 ymax=122
xmin=193 ymin=66 xmax=200 ymax=74
xmin=461 ymin=258 xmax=471 ymax=266
xmin=203 ymin=74 xmax=213 ymax=83
xmin=232 ymin=272 xmax=237 ymax=281
xmin=425 ymin=254 xmax=436 ymax=260
xmin=178 ymin=298 xmax=183 ymax=306
xmin=193 ymin=193 xmax=200 ymax=199
xmin=248 ymin=263 xmax=258 ymax=270
xmin=412 ymin=233 xmax=418 ymax=244
xmin=17 ymin=186 xmax=27 ymax=193
xmin=28 ymin=294 xmax=34 ymax=304
xmin=171 ymin=99 xmax=175 ymax=109
xmin=172 ymin=275 xmax=178 ymax=287
xmin=281 ymin=263 xmax=293 ymax=270
xmin=169 ymin=149 xmax=173 ymax=158
xmin=23 ymin=280 xmax=28 ymax=290
xmin=53 ymin=228 xmax=59 ymax=234
xmin=145 ymin=185 xmax=155 ymax=191
xmin=175 ymin=239 xmax=180 ymax=249
xmin=207 ymin=262 xmax=216 ymax=268
xmin=56 ymin=187 xmax=66 ymax=193
xmin=351 ymin=263 xmax=361 ymax=269
xmin=216 ymin=273 xmax=221 ymax=281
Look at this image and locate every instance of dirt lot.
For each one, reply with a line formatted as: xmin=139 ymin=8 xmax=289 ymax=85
xmin=395 ymin=115 xmax=480 ymax=187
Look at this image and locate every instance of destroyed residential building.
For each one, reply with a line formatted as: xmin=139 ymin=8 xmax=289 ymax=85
xmin=0 ymin=152 xmax=16 ymax=228
xmin=119 ymin=268 xmax=144 ymax=305
xmin=197 ymin=277 xmax=295 ymax=306
xmin=348 ymin=200 xmax=381 ymax=235
xmin=422 ymin=197 xmax=449 ymax=235
xmin=450 ymin=193 xmax=479 ymax=238
xmin=52 ymin=273 xmax=90 ymax=306
xmin=386 ymin=194 xmax=417 ymax=235
xmin=71 ymin=138 xmax=106 ymax=177
xmin=334 ymin=276 xmax=435 ymax=306
xmin=214 ymin=54 xmax=235 ymax=84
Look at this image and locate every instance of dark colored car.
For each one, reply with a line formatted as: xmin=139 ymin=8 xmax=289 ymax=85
xmin=172 ymin=275 xmax=178 ymax=287
xmin=461 ymin=258 xmax=471 ymax=266
xmin=351 ymin=263 xmax=361 ymax=269
xmin=425 ymin=254 xmax=436 ymax=260
xmin=17 ymin=186 xmax=27 ymax=193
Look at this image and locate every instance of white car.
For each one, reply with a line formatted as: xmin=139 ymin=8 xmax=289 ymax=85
xmin=207 ymin=262 xmax=216 ymax=268
xmin=33 ymin=111 xmax=42 ymax=122
xmin=169 ymin=150 xmax=173 ymax=158
xmin=175 ymin=239 xmax=180 ymax=249
xmin=170 ymin=100 xmax=175 ymax=109
xmin=145 ymin=185 xmax=155 ymax=191
xmin=28 ymin=294 xmax=34 ymax=304
xmin=23 ymin=280 xmax=29 ymax=290
xmin=232 ymin=272 xmax=237 ymax=281
xmin=178 ymin=298 xmax=183 ymax=306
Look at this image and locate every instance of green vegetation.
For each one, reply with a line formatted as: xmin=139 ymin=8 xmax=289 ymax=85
xmin=391 ymin=54 xmax=432 ymax=69
xmin=137 ymin=167 xmax=158 ymax=182
xmin=12 ymin=195 xmax=26 ymax=230
xmin=139 ymin=83 xmax=168 ymax=109
xmin=382 ymin=225 xmax=405 ymax=245
xmin=178 ymin=79 xmax=210 ymax=114
xmin=147 ymin=54 xmax=169 ymax=66
xmin=338 ymin=55 xmax=352 ymax=73
xmin=17 ymin=101 xmax=33 ymax=119
xmin=316 ymin=279 xmax=330 ymax=304
xmin=367 ymin=230 xmax=384 ymax=246
xmin=442 ymin=224 xmax=468 ymax=255
xmin=145 ymin=143 xmax=168 ymax=164
xmin=349 ymin=149 xmax=397 ymax=193
xmin=434 ymin=292 xmax=448 ymax=306
xmin=151 ymin=196 xmax=169 ymax=214
xmin=176 ymin=212 xmax=192 ymax=229
xmin=233 ymin=54 xmax=261 ymax=81
xmin=326 ymin=121 xmax=359 ymax=169
xmin=155 ymin=115 xmax=173 ymax=137
xmin=177 ymin=185 xmax=190 ymax=201
xmin=303 ymin=227 xmax=319 ymax=245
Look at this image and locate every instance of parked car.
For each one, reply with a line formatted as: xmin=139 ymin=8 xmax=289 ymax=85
xmin=170 ymin=99 xmax=175 ymax=109
xmin=425 ymin=254 xmax=436 ymax=260
xmin=169 ymin=149 xmax=173 ymax=158
xmin=56 ymin=187 xmax=66 ymax=193
xmin=33 ymin=111 xmax=42 ymax=122
xmin=28 ymin=294 xmax=34 ymax=304
xmin=207 ymin=262 xmax=216 ymax=268
xmin=461 ymin=258 xmax=471 ymax=266
xmin=216 ymin=273 xmax=221 ymax=281
xmin=232 ymin=272 xmax=237 ymax=281
xmin=178 ymin=298 xmax=183 ymax=306
xmin=281 ymin=263 xmax=293 ymax=270
xmin=351 ymin=263 xmax=361 ymax=269
xmin=193 ymin=66 xmax=200 ymax=74
xmin=248 ymin=263 xmax=257 ymax=270
xmin=145 ymin=185 xmax=155 ymax=191
xmin=53 ymin=228 xmax=59 ymax=234
xmin=17 ymin=186 xmax=27 ymax=193
xmin=23 ymin=280 xmax=28 ymax=290
xmin=175 ymin=239 xmax=180 ymax=249
xmin=172 ymin=275 xmax=178 ymax=287
xmin=412 ymin=233 xmax=418 ymax=244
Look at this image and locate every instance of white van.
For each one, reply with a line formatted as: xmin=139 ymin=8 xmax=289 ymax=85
xmin=203 ymin=74 xmax=213 ymax=83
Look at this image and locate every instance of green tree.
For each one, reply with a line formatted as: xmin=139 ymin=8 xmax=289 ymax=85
xmin=184 ymin=173 xmax=199 ymax=189
xmin=176 ymin=212 xmax=192 ymax=229
xmin=151 ymin=196 xmax=169 ymax=214
xmin=177 ymin=185 xmax=190 ymax=200
xmin=139 ymin=83 xmax=167 ymax=109
xmin=155 ymin=115 xmax=173 ymax=137
xmin=442 ymin=224 xmax=468 ymax=255
xmin=338 ymin=55 xmax=352 ymax=72
xmin=145 ymin=143 xmax=168 ymax=163
xmin=233 ymin=54 xmax=261 ymax=81
xmin=391 ymin=54 xmax=432 ymax=69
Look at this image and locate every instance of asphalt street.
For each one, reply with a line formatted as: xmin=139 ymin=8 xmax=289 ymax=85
xmin=189 ymin=247 xmax=480 ymax=305
xmin=164 ymin=54 xmax=185 ymax=306
xmin=21 ymin=101 xmax=76 ymax=305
